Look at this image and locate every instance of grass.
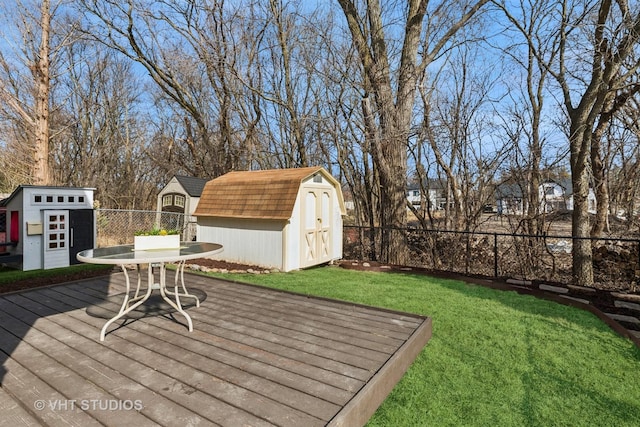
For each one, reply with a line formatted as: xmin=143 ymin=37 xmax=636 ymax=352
xmin=0 ymin=264 xmax=113 ymax=287
xmin=205 ymin=266 xmax=640 ymax=427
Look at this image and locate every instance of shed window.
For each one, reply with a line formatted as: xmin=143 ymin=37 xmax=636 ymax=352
xmin=162 ymin=195 xmax=173 ymax=207
xmin=313 ymin=174 xmax=322 ymax=183
xmin=34 ymin=195 xmax=42 ymax=203
xmin=175 ymin=195 xmax=185 ymax=208
xmin=46 ymin=196 xmax=53 ymax=203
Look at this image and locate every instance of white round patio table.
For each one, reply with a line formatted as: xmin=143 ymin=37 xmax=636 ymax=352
xmin=77 ymin=242 xmax=223 ymax=341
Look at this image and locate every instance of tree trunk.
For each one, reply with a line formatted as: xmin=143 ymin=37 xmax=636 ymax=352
xmin=378 ymin=136 xmax=408 ymax=264
xmin=570 ymin=128 xmax=594 ymax=286
xmin=591 ymin=136 xmax=610 ymax=237
xmin=339 ymin=0 xmax=488 ymax=265
xmin=33 ymin=0 xmax=51 ymax=185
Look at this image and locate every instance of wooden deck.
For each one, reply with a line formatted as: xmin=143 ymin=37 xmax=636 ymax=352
xmin=0 ymin=271 xmax=432 ymax=427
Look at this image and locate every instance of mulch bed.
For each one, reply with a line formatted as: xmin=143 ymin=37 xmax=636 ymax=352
xmin=0 ymin=266 xmax=118 ymax=295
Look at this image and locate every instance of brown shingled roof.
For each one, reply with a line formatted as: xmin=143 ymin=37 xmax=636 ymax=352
xmin=193 ymin=166 xmax=326 ymax=220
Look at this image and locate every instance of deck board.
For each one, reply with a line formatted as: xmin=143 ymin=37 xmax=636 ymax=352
xmin=0 ymin=271 xmax=431 ymax=426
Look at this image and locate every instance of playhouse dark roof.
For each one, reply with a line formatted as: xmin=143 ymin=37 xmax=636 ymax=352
xmin=1 ymin=185 xmax=95 ymax=206
xmin=194 ymin=167 xmax=333 ymax=220
xmin=174 ymin=175 xmax=208 ymax=197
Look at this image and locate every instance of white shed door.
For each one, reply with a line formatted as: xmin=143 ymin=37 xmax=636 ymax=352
xmin=302 ymin=188 xmax=332 ymax=267
xmin=44 ymin=210 xmax=70 ymax=269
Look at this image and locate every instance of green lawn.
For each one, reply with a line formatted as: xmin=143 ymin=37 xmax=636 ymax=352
xmin=207 ymin=266 xmax=640 ymax=427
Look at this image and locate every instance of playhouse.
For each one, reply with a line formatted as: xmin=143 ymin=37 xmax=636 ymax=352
xmin=1 ymin=185 xmax=96 ymax=271
xmin=156 ymin=175 xmax=208 ymax=240
xmin=194 ymin=167 xmax=346 ymax=272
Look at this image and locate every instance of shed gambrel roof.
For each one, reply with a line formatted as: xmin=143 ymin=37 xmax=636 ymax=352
xmin=194 ymin=166 xmax=343 ymax=220
xmin=173 ymin=175 xmax=208 ymax=197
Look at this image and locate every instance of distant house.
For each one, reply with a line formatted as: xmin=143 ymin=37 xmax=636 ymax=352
xmin=407 ymin=179 xmax=448 ymax=210
xmin=495 ymin=179 xmax=596 ymax=215
xmin=495 ymin=183 xmax=525 ymax=215
xmin=156 ymin=175 xmax=208 ymax=240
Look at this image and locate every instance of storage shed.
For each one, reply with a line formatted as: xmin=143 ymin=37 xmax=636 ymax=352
xmin=194 ymin=167 xmax=346 ymax=272
xmin=1 ymin=185 xmax=95 ymax=271
xmin=156 ymin=175 xmax=208 ymax=240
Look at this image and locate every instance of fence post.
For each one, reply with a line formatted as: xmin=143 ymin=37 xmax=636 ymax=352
xmin=494 ymin=233 xmax=498 ymax=278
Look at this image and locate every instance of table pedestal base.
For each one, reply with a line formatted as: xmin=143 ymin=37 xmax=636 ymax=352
xmin=99 ymin=261 xmax=200 ymax=341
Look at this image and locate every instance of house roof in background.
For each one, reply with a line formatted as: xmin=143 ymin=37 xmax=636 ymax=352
xmin=194 ymin=166 xmax=339 ymax=220
xmin=174 ymin=175 xmax=209 ymax=197
xmin=544 ymin=179 xmax=573 ymax=195
xmin=495 ymin=183 xmax=524 ymax=198
xmin=407 ymin=178 xmax=447 ymax=192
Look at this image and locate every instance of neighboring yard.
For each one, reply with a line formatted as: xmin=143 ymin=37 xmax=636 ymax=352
xmin=206 ymin=266 xmax=640 ymax=427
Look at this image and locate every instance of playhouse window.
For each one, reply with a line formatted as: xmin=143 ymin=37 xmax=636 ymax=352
xmin=46 ymin=213 xmax=66 ymax=251
xmin=175 ymin=195 xmax=185 ymax=208
xmin=163 ymin=195 xmax=173 ymax=207
xmin=10 ymin=211 xmax=19 ymax=242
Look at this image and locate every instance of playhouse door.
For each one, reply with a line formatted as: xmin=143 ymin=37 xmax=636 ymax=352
xmin=69 ymin=209 xmax=94 ymax=265
xmin=302 ymin=188 xmax=332 ymax=267
xmin=43 ymin=210 xmax=70 ymax=269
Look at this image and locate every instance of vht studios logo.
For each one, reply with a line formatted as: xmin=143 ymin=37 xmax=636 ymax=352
xmin=34 ymin=399 xmax=143 ymax=411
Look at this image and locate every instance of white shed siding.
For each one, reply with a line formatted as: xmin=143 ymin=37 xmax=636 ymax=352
xmin=198 ymin=217 xmax=285 ymax=269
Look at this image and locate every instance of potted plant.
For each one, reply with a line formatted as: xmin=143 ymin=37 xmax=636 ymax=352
xmin=134 ymin=228 xmax=181 ymax=251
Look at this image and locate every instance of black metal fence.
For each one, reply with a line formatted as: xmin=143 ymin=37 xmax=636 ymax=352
xmin=343 ymin=225 xmax=640 ymax=292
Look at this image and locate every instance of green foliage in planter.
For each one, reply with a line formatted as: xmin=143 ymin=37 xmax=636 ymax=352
xmin=134 ymin=227 xmax=180 ymax=236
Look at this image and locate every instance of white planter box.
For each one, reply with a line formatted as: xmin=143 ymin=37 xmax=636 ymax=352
xmin=134 ymin=235 xmax=180 ymax=251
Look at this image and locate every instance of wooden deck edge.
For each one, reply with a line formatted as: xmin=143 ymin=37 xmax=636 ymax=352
xmin=326 ymin=317 xmax=433 ymax=427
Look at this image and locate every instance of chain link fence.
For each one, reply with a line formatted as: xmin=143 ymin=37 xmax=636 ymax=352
xmin=95 ymin=209 xmax=197 ymax=247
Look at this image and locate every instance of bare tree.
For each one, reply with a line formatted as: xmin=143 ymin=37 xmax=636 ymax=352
xmin=0 ymin=0 xmax=73 ymax=185
xmin=336 ymin=0 xmax=490 ymax=263
xmin=78 ymin=0 xmax=245 ymax=178
xmin=414 ymin=41 xmax=506 ymax=231
xmin=494 ymin=0 xmax=562 ymax=237
xmin=495 ymin=0 xmax=640 ymax=286
xmin=51 ymin=38 xmax=158 ymax=209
